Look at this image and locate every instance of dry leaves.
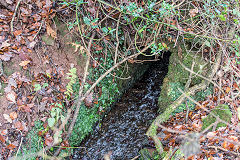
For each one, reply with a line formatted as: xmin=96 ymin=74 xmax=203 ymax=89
xmin=6 ymin=91 xmax=17 ymax=103
xmin=3 ymin=114 xmax=12 ymax=123
xmin=46 ymin=21 xmax=57 ymax=39
xmin=84 ymin=92 xmax=93 ymax=107
xmin=189 ymin=8 xmax=198 ymax=17
xmin=19 ymin=60 xmax=31 ymax=67
xmin=10 ymin=112 xmax=18 ymax=120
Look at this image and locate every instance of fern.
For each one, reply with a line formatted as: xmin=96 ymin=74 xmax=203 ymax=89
xmin=65 ymin=67 xmax=77 ymax=98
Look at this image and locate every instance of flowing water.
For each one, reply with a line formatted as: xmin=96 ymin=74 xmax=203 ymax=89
xmin=73 ymin=54 xmax=170 ymax=160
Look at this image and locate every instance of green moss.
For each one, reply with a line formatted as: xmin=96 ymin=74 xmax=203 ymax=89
xmin=139 ymin=148 xmax=152 ymax=160
xmin=158 ymin=44 xmax=208 ymax=112
xmin=160 ymin=148 xmax=184 ymax=160
xmin=41 ymin=34 xmax=55 ymax=46
xmin=0 ymin=83 xmax=7 ymax=95
xmin=69 ymin=51 xmax=148 ymax=146
xmin=202 ymin=104 xmax=232 ymax=131
xmin=18 ymin=121 xmax=44 ymax=159
xmin=69 ymin=105 xmax=98 ymax=146
xmin=3 ymin=61 xmax=17 ymax=77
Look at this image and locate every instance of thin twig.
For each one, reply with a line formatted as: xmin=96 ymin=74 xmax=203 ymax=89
xmin=15 ymin=130 xmax=23 ymax=157
xmin=178 ymin=88 xmax=240 ymax=132
xmin=66 ymin=32 xmax=96 ymax=140
xmin=114 ymin=13 xmax=121 ymax=65
xmin=178 ymin=59 xmax=224 ymax=93
xmin=11 ymin=0 xmax=22 ymax=34
xmin=33 ymin=19 xmax=44 ymax=40
xmin=207 ymin=145 xmax=240 ymax=156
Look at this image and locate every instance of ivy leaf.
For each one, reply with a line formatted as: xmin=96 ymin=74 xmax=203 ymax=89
xmin=205 ymin=40 xmax=211 ymax=47
xmin=83 ymin=17 xmax=91 ymax=25
xmin=102 ymin=27 xmax=108 ymax=34
xmin=219 ymin=15 xmax=226 ymax=21
xmin=34 ymin=84 xmax=41 ymax=91
xmin=48 ymin=118 xmax=55 ymax=127
xmin=92 ymin=18 xmax=99 ymax=23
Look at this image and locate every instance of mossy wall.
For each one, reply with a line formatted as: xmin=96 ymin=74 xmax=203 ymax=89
xmin=202 ymin=104 xmax=232 ymax=131
xmin=158 ymin=44 xmax=209 ymax=112
xmin=69 ymin=61 xmax=150 ymax=146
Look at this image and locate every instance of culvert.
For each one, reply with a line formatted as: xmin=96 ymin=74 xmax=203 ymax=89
xmin=72 ymin=52 xmax=171 ymax=159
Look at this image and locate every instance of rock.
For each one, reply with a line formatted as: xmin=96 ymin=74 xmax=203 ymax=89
xmin=202 ymin=104 xmax=232 ymax=131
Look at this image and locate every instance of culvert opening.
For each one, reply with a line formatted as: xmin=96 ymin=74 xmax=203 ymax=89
xmin=73 ymin=51 xmax=171 ymax=160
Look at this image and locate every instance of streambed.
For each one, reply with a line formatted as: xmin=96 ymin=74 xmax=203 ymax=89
xmin=73 ymin=54 xmax=170 ymax=159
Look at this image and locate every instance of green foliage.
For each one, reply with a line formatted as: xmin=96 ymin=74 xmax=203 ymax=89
xmin=69 ymin=47 xmax=121 ymax=146
xmin=33 ymin=83 xmax=48 ymax=92
xmin=18 ymin=121 xmax=44 ymax=159
xmin=139 ymin=148 xmax=152 ymax=160
xmin=48 ymin=104 xmax=65 ymax=129
xmin=173 ymin=84 xmax=213 ymax=114
xmin=202 ymin=104 xmax=232 ymax=131
xmin=60 ymin=0 xmax=86 ymax=6
xmin=69 ymin=105 xmax=98 ymax=146
xmin=83 ymin=17 xmax=99 ymax=29
xmin=65 ymin=67 xmax=78 ymax=98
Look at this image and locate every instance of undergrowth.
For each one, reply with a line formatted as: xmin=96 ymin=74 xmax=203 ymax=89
xmin=18 ymin=121 xmax=44 ymax=160
xmin=14 ymin=0 xmax=240 ymax=159
xmin=69 ymin=51 xmax=120 ymax=146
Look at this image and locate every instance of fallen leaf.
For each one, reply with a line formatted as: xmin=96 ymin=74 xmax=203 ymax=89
xmin=103 ymin=151 xmax=112 ymax=160
xmin=70 ymin=42 xmax=85 ymax=53
xmin=6 ymin=0 xmax=13 ymax=5
xmin=128 ymin=58 xmax=135 ymax=64
xmin=189 ymin=8 xmax=198 ymax=17
xmin=28 ymin=41 xmax=36 ymax=48
xmin=206 ymin=131 xmax=217 ymax=140
xmin=0 ymin=134 xmax=6 ymax=143
xmin=0 ymin=40 xmax=11 ymax=48
xmin=10 ymin=112 xmax=17 ymax=120
xmin=45 ymin=134 xmax=53 ymax=146
xmin=19 ymin=60 xmax=31 ymax=67
xmin=192 ymin=120 xmax=202 ymax=131
xmin=222 ymin=141 xmax=228 ymax=149
xmin=13 ymin=30 xmax=22 ymax=37
xmin=46 ymin=22 xmax=57 ymax=39
xmin=14 ymin=121 xmax=24 ymax=130
xmin=6 ymin=91 xmax=17 ymax=103
xmin=3 ymin=114 xmax=12 ymax=123
xmin=0 ymin=52 xmax=13 ymax=61
xmin=95 ymin=44 xmax=103 ymax=51
xmin=225 ymin=87 xmax=231 ymax=93
xmin=84 ymin=92 xmax=93 ymax=107
xmin=7 ymin=144 xmax=16 ymax=150
xmin=19 ymin=103 xmax=34 ymax=112
xmin=229 ymin=135 xmax=238 ymax=141
xmin=8 ymin=77 xmax=17 ymax=88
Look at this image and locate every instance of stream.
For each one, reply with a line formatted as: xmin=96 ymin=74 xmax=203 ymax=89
xmin=73 ymin=53 xmax=170 ymax=159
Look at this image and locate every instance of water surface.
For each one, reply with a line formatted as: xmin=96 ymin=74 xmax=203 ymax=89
xmin=73 ymin=55 xmax=170 ymax=159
